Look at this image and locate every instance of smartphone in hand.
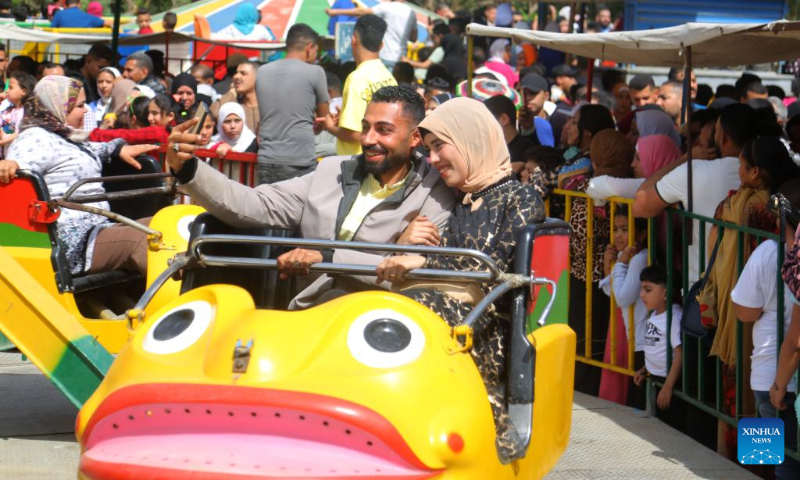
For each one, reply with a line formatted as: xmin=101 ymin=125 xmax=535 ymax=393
xmin=192 ymin=102 xmax=208 ymax=135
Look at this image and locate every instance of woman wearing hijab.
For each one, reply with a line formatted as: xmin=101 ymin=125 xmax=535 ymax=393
xmin=376 ymin=98 xmax=545 ymax=463
xmin=88 ymin=66 xmax=119 ymax=121
xmin=438 ymin=34 xmax=467 ymax=83
xmin=210 ymin=102 xmax=257 ymax=155
xmin=171 ymin=72 xmax=199 ymax=124
xmin=628 ymin=109 xmax=681 ymax=147
xmin=484 ymin=39 xmax=518 ymax=87
xmin=0 ymin=76 xmax=156 ymax=276
xmin=565 ymin=128 xmax=633 ymax=397
xmin=213 ymin=3 xmax=275 ymax=41
xmin=587 ymin=134 xmax=682 ymax=200
xmin=103 ymin=78 xmax=139 ymax=128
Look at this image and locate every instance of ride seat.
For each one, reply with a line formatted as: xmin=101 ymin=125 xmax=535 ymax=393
xmin=180 ymin=213 xmax=297 ymax=309
xmin=101 ymin=155 xmax=172 ymax=221
xmin=0 ymin=171 xmax=142 ymax=294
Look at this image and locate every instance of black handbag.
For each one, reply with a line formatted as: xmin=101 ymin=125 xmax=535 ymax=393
xmin=681 ymin=238 xmax=721 ymax=340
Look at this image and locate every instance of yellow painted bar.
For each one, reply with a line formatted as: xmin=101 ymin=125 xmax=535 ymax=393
xmin=585 ymin=196 xmax=593 ymax=360
xmin=0 ymin=246 xmax=97 ymax=376
xmin=576 ymin=356 xmax=635 ymax=376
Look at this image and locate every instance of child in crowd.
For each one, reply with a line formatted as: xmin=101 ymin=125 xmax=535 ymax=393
xmin=162 ymin=11 xmax=177 ymax=33
xmin=521 ymin=145 xmax=562 ymax=188
xmin=634 ymin=265 xmax=683 ymax=421
xmin=147 ymin=95 xmax=175 ymax=128
xmin=732 ymin=180 xmax=800 ymax=479
xmin=0 ymin=71 xmax=36 ymax=158
xmin=89 ymin=67 xmax=120 ymax=121
xmin=599 ymin=206 xmax=648 ymax=406
xmin=89 ymin=96 xmax=172 ymax=145
xmin=136 ymin=7 xmax=153 ymax=34
xmin=210 ymin=103 xmax=257 ymax=157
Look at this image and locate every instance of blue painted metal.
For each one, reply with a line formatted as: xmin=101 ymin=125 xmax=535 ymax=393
xmin=625 ymin=0 xmax=788 ymax=31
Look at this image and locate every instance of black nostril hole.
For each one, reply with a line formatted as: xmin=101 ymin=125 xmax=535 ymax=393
xmin=184 ymin=408 xmax=191 ymax=414
xmin=164 ymin=409 xmax=171 ymax=414
xmin=206 ymin=409 xmax=212 ymax=415
xmin=112 ymin=424 xmax=118 ymax=429
xmin=274 ymin=412 xmax=281 ymax=418
xmin=251 ymin=412 xmax=257 ymax=417
xmin=323 ymin=421 xmax=329 ymax=426
xmin=345 ymin=429 xmax=351 ymax=435
xmin=228 ymin=412 xmax=234 ymax=417
xmin=299 ymin=415 xmax=305 ymax=420
xmin=128 ymin=415 xmax=135 ymax=420
xmin=367 ymin=441 xmax=373 ymax=447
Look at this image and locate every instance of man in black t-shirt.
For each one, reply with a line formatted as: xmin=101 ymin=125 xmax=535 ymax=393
xmin=485 ymin=94 xmax=535 ymax=174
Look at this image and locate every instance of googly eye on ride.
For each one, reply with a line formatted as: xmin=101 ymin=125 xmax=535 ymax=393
xmin=347 ymin=309 xmax=425 ymax=368
xmin=142 ymin=300 xmax=214 ymax=355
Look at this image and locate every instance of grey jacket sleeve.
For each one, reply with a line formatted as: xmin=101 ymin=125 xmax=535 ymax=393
xmin=331 ymin=179 xmax=455 ymax=288
xmin=181 ymin=160 xmax=310 ymax=229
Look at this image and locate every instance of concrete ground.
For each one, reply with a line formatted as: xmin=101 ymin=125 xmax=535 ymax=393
xmin=0 ymin=353 xmax=760 ymax=479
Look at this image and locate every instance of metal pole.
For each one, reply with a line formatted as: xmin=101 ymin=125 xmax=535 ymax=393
xmin=683 ymin=46 xmax=693 ymax=213
xmin=586 ymin=59 xmax=594 ymax=103
xmin=111 ymin=0 xmax=122 ymax=58
xmin=467 ymin=35 xmax=474 ymax=98
xmin=165 ymin=30 xmax=171 ymax=77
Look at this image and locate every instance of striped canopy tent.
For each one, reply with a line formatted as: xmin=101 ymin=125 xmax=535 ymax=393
xmin=121 ymin=0 xmax=439 ymax=41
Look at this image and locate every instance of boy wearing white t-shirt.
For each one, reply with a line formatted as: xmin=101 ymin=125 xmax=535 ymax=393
xmin=732 ymin=237 xmax=800 ymax=479
xmin=634 ymin=265 xmax=683 ymax=418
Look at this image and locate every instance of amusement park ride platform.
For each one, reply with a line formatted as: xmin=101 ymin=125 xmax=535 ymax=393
xmin=0 ymin=353 xmax=757 ymax=480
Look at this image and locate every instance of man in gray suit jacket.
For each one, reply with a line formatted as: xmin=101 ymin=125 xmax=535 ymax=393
xmin=166 ymin=86 xmax=455 ymax=308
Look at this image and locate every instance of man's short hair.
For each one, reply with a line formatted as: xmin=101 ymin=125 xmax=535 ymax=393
xmin=326 ymin=71 xmax=342 ymax=95
xmin=136 ymin=6 xmax=150 ymax=16
xmin=88 ymin=43 xmax=115 ymax=64
xmin=690 ymin=107 xmax=719 ymax=128
xmin=719 ymin=103 xmax=758 ymax=148
xmin=127 ymin=51 xmax=153 ymax=74
xmin=65 ymin=0 xmax=79 ymax=6
xmin=370 ymin=86 xmax=425 ymax=126
xmin=286 ymin=23 xmax=320 ymax=51
xmin=392 ymin=62 xmax=415 ymax=85
xmin=735 ymin=73 xmax=761 ymax=96
xmin=745 ymin=82 xmax=768 ymax=96
xmin=472 ymin=46 xmax=486 ymax=67
xmin=0 ymin=44 xmax=5 ymax=54
xmin=354 ymin=15 xmax=387 ymax=53
xmin=768 ymin=85 xmax=786 ymax=100
xmin=716 ymin=84 xmax=737 ymax=100
xmin=667 ymin=67 xmax=682 ymax=81
xmin=10 ymin=55 xmax=37 ymax=75
xmin=629 ymin=74 xmax=655 ymax=91
xmin=661 ymin=80 xmax=683 ymax=95
xmin=238 ymin=60 xmax=260 ymax=72
xmin=640 ymin=265 xmax=666 ymax=286
xmin=0 ymin=0 xmax=11 ymax=11
xmin=163 ymin=12 xmax=178 ymax=29
xmin=191 ymin=64 xmax=215 ymax=81
xmin=601 ymin=69 xmax=626 ymax=92
xmin=484 ymin=95 xmax=517 ymax=123
xmin=432 ymin=23 xmax=449 ymax=37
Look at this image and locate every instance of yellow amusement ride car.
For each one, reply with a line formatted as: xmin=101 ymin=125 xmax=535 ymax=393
xmin=0 ymin=166 xmax=575 ymax=479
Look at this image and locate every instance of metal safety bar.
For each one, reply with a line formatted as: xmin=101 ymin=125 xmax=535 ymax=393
xmin=61 ymin=173 xmax=173 ymax=201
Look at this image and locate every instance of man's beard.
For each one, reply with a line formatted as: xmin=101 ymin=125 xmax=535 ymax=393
xmin=363 ymin=145 xmax=410 ymax=177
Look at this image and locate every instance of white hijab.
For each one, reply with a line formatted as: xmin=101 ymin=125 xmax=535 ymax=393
xmin=211 ymin=102 xmax=256 ymax=152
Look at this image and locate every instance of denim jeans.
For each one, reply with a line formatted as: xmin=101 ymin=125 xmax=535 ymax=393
xmin=753 ymin=390 xmax=800 ymax=479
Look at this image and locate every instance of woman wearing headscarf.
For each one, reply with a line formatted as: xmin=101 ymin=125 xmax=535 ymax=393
xmin=103 ymin=78 xmax=139 ymax=128
xmin=566 ymin=128 xmax=633 ymax=397
xmin=210 ymin=102 xmax=257 ymax=155
xmin=587 ymin=134 xmax=682 ymax=200
xmin=213 ymin=3 xmax=275 ymax=41
xmin=376 ymin=97 xmax=545 ymax=464
xmin=628 ymin=109 xmax=681 ymax=147
xmin=484 ymin=39 xmax=518 ymax=88
xmin=171 ymin=72 xmax=199 ymax=125
xmin=438 ymin=34 xmax=467 ymax=83
xmin=0 ymin=76 xmax=156 ymax=276
xmin=88 ymin=66 xmax=119 ymax=121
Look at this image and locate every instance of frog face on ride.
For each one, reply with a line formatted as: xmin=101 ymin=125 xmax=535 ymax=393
xmin=76 ymin=287 xmax=503 ymax=479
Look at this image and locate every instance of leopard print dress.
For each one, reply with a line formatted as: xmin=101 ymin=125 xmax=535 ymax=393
xmin=401 ymin=178 xmax=545 ymax=464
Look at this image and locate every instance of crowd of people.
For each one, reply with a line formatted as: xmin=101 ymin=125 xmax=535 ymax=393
xmin=3 ymin=0 xmax=800 ymax=471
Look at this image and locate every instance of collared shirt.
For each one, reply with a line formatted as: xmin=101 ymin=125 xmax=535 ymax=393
xmin=336 ymin=59 xmax=397 ymax=156
xmin=338 ymin=168 xmax=411 ymax=241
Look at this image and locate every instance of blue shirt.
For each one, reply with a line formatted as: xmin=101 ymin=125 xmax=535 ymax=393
xmin=51 ymin=7 xmax=104 ymax=28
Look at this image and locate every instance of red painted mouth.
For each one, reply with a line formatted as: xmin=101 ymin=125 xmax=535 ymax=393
xmin=79 ymin=384 xmax=441 ymax=480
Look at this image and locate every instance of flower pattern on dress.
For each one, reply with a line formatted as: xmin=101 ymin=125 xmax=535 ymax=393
xmin=7 ymin=127 xmax=124 ymax=273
